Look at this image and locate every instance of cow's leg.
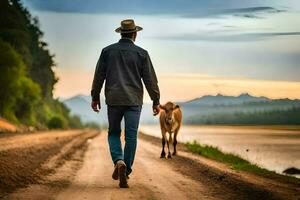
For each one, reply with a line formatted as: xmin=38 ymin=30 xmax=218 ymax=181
xmin=172 ymin=130 xmax=178 ymax=156
xmin=160 ymin=131 xmax=166 ymax=158
xmin=167 ymin=133 xmax=172 ymax=159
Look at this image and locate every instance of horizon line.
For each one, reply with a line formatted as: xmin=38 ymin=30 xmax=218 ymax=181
xmin=60 ymin=92 xmax=300 ymax=102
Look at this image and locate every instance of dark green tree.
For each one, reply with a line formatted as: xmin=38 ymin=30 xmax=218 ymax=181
xmin=0 ymin=39 xmax=40 ymax=123
xmin=0 ymin=0 xmax=84 ymax=128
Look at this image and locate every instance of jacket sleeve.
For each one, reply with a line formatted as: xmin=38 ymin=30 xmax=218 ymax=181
xmin=91 ymin=50 xmax=107 ymax=102
xmin=141 ymin=52 xmax=160 ymax=106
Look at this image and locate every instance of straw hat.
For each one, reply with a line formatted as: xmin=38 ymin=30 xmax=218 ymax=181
xmin=115 ymin=19 xmax=143 ymax=33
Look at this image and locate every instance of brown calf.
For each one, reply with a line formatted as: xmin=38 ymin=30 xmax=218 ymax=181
xmin=158 ymin=102 xmax=182 ymax=158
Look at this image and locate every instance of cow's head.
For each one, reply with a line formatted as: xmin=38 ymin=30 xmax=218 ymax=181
xmin=160 ymin=102 xmax=180 ymax=125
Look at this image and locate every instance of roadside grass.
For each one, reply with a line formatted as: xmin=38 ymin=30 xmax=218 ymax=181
xmin=186 ymin=141 xmax=300 ymax=185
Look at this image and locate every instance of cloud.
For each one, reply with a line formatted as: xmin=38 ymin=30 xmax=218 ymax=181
xmin=22 ymin=0 xmax=286 ymax=19
xmin=223 ymin=25 xmax=238 ymax=28
xmin=159 ymin=32 xmax=300 ymax=42
xmin=223 ymin=6 xmax=285 ymax=15
xmin=182 ymin=6 xmax=285 ymax=18
xmin=233 ymin=14 xmax=262 ymax=19
xmin=232 ymin=7 xmax=285 ymax=19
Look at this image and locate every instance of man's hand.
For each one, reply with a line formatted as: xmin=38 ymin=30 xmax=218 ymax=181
xmin=91 ymin=101 xmax=101 ymax=113
xmin=153 ymin=104 xmax=160 ymax=116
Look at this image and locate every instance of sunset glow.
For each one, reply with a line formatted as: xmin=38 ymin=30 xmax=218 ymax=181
xmin=54 ymin=70 xmax=300 ymax=102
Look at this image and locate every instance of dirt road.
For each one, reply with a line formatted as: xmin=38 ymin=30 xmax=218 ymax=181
xmin=1 ymin=130 xmax=299 ymax=200
xmin=55 ymin=133 xmax=213 ymax=200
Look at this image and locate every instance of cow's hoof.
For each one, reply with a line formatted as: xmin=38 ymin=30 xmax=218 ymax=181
xmin=167 ymin=154 xmax=172 ymax=159
xmin=160 ymin=153 xmax=166 ymax=158
xmin=172 ymin=152 xmax=177 ymax=156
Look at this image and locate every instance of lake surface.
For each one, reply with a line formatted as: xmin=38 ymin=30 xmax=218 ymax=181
xmin=140 ymin=125 xmax=300 ymax=178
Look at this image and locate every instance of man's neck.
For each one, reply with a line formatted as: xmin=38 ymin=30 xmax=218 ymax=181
xmin=121 ymin=37 xmax=134 ymax=42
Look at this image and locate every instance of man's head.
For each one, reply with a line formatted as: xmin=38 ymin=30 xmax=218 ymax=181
xmin=115 ymin=19 xmax=142 ymax=42
xmin=121 ymin=31 xmax=137 ymax=41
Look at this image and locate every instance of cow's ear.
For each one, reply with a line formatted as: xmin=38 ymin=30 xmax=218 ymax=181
xmin=159 ymin=105 xmax=166 ymax=110
xmin=174 ymin=104 xmax=180 ymax=110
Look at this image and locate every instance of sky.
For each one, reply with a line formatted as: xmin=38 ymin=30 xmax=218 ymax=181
xmin=22 ymin=0 xmax=300 ymax=102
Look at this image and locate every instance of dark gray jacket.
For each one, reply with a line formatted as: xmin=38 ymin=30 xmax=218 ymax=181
xmin=91 ymin=39 xmax=160 ymax=106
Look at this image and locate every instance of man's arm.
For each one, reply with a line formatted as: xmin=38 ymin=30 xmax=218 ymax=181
xmin=91 ymin=50 xmax=106 ymax=112
xmin=141 ymin=52 xmax=160 ymax=114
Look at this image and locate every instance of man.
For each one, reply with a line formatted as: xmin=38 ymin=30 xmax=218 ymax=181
xmin=91 ymin=19 xmax=160 ymax=188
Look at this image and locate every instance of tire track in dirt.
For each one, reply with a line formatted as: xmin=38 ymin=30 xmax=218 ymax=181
xmin=0 ymin=130 xmax=99 ymax=198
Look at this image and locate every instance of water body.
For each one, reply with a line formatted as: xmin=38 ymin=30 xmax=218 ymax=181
xmin=140 ymin=125 xmax=300 ymax=178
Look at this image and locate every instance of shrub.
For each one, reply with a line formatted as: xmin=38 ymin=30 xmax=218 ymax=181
xmin=47 ymin=116 xmax=66 ymax=129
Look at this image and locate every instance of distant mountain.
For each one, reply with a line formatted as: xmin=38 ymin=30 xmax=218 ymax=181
xmin=63 ymin=95 xmax=108 ymax=125
xmin=185 ymin=93 xmax=269 ymax=106
xmin=180 ymin=94 xmax=300 ymax=124
xmin=63 ymin=94 xmax=300 ymax=125
xmin=63 ymin=94 xmax=158 ymax=125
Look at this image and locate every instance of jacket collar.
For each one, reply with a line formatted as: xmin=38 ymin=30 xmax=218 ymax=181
xmin=119 ymin=38 xmax=134 ymax=44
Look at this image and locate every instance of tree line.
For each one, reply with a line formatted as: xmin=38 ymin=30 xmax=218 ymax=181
xmin=185 ymin=106 xmax=300 ymax=125
xmin=0 ymin=0 xmax=94 ymax=129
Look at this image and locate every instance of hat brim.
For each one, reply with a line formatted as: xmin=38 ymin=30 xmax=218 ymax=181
xmin=115 ymin=26 xmax=143 ymax=33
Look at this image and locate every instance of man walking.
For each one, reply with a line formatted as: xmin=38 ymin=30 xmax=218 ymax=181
xmin=91 ymin=19 xmax=160 ymax=188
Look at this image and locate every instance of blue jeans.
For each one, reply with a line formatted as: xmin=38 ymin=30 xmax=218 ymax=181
xmin=107 ymin=105 xmax=142 ymax=175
